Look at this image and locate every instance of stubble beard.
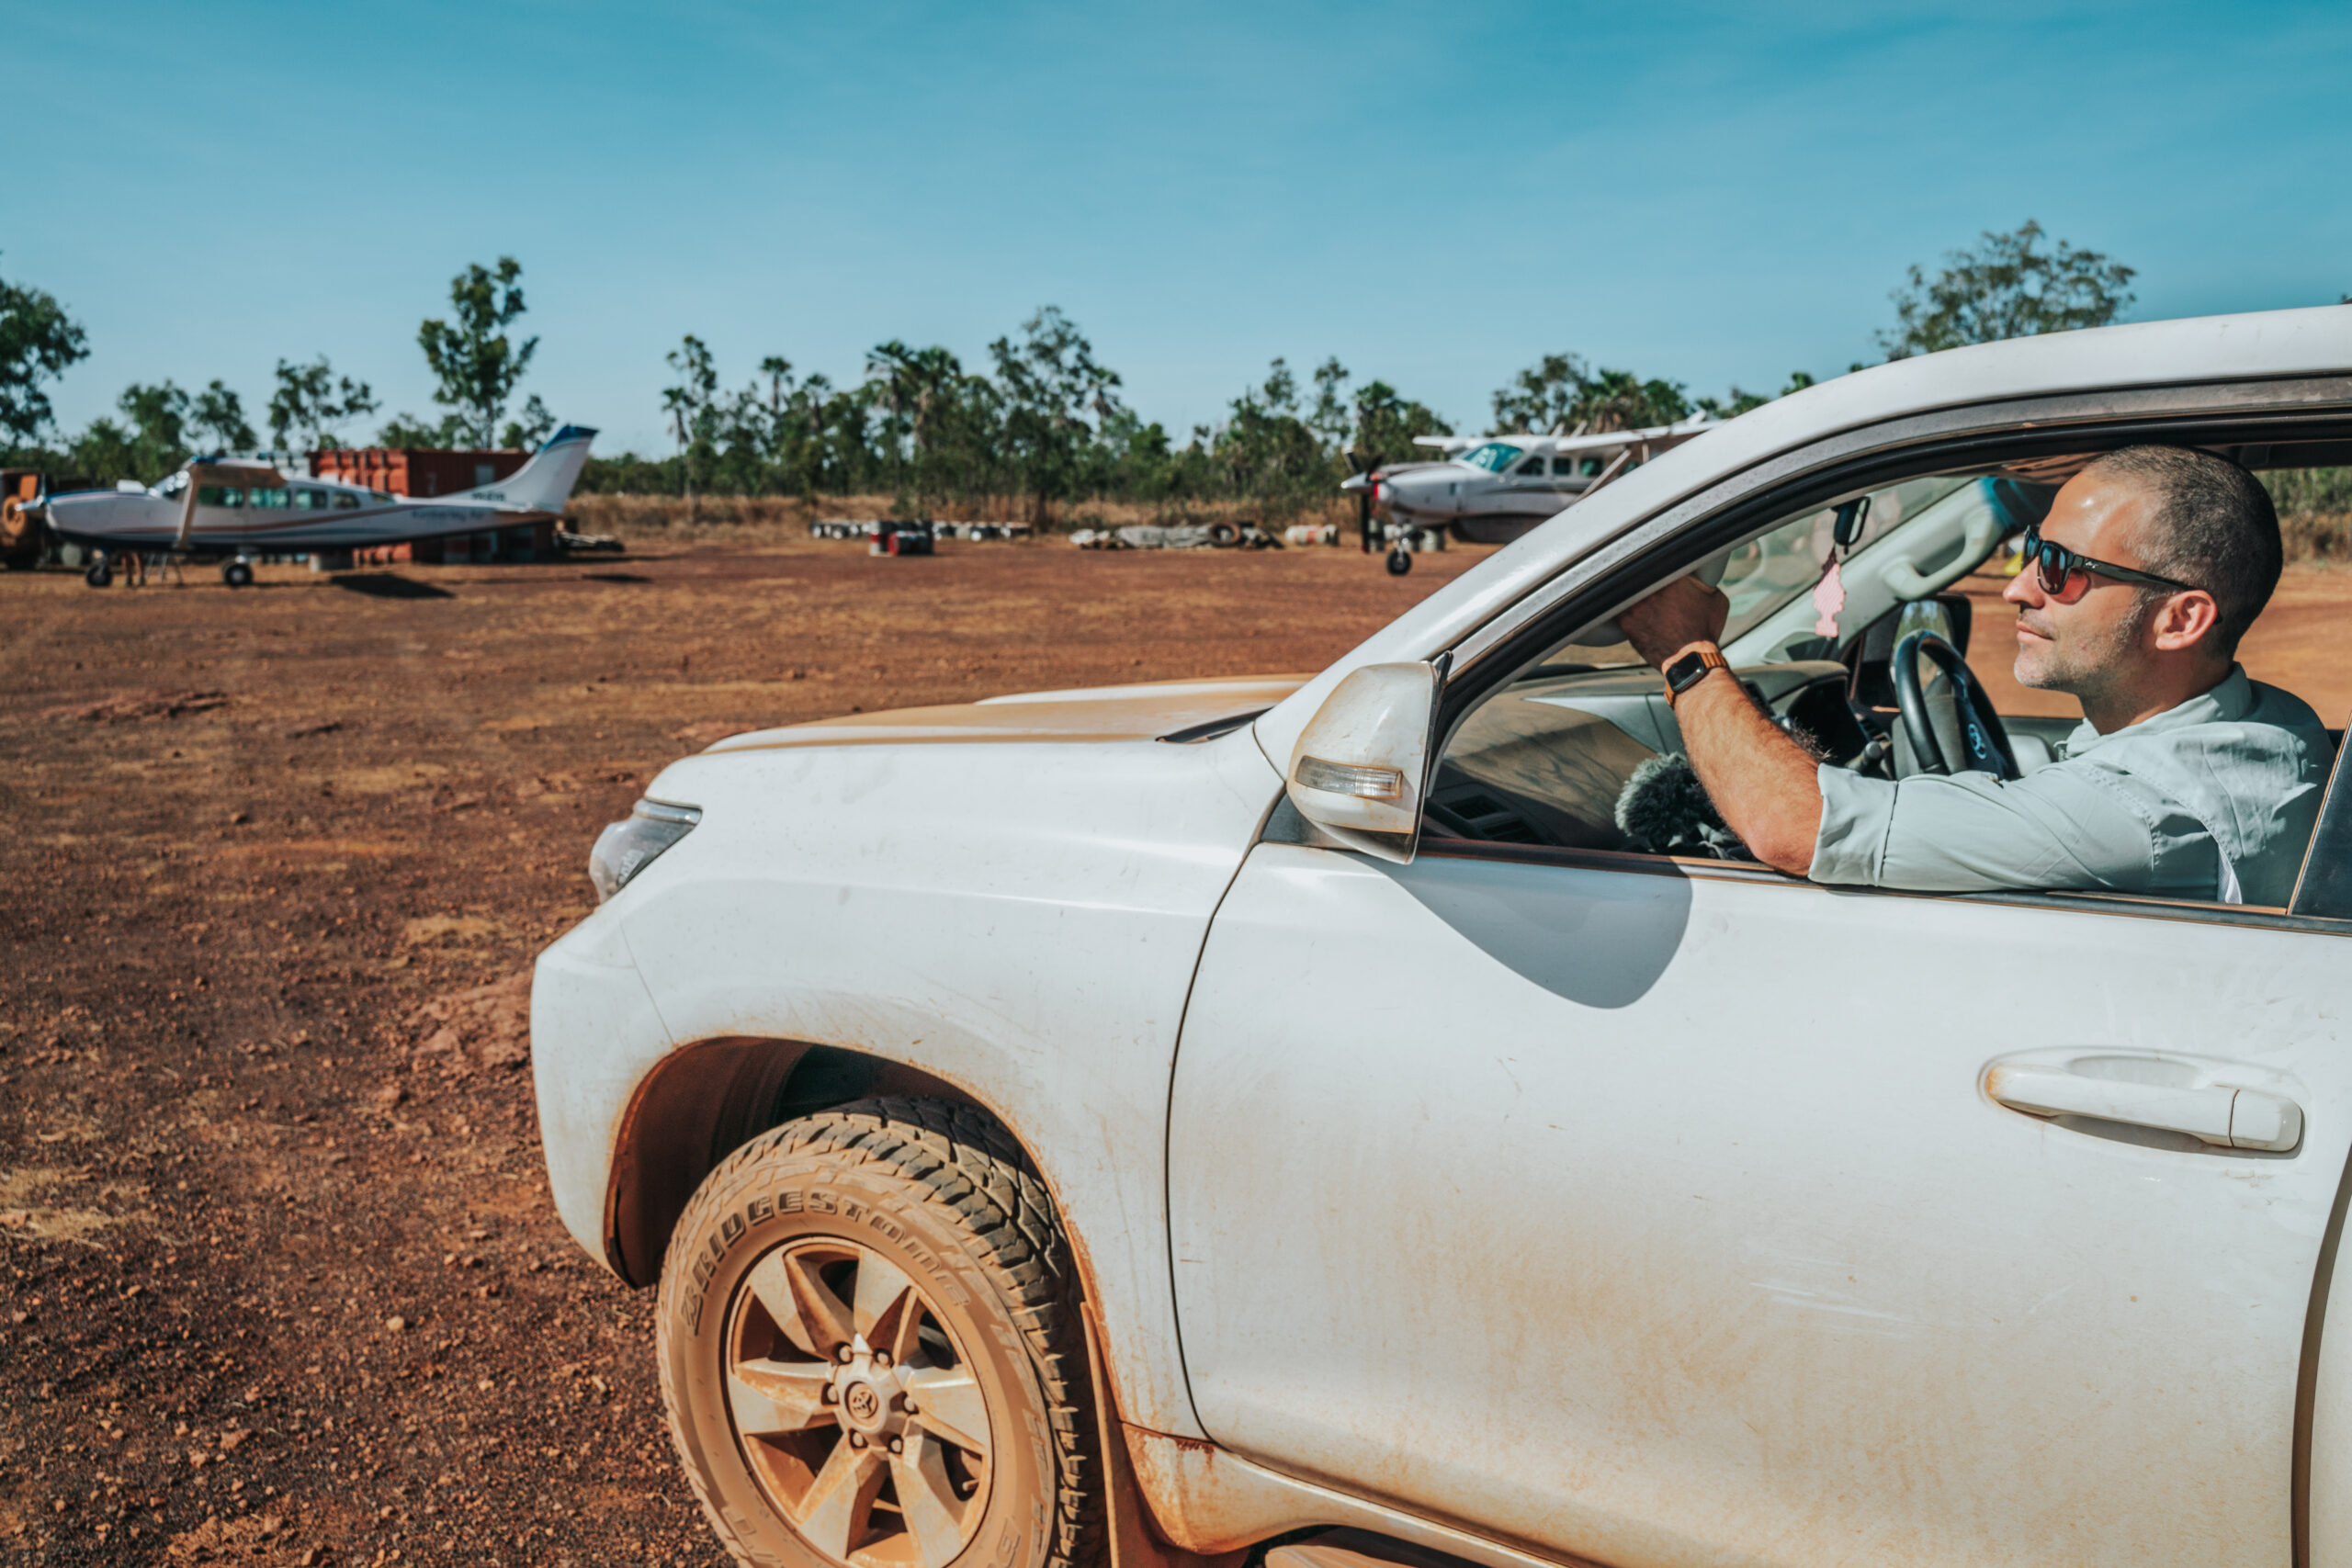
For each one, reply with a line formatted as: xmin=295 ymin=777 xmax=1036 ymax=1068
xmin=2014 ymin=592 xmax=2153 ymax=709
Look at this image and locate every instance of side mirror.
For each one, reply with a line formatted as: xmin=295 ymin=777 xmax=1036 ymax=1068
xmin=1285 ymin=661 xmax=1439 ymax=863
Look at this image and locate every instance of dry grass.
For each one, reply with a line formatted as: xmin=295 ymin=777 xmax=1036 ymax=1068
xmin=2283 ymin=512 xmax=2352 ymax=564
xmin=565 ymin=491 xmax=1361 ymax=547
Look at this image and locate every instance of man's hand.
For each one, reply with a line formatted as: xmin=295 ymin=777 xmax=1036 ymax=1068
xmin=1613 ymin=572 xmax=1823 ymax=875
xmin=1619 ymin=576 xmax=1731 ymax=669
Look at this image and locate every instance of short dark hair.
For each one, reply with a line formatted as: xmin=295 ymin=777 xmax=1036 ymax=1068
xmin=2078 ymin=444 xmax=2280 ymax=655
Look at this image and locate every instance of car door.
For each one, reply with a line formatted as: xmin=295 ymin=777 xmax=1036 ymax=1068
xmin=1167 ymin=839 xmax=2352 ymax=1567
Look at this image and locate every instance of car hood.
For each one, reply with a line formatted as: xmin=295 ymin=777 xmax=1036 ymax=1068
xmin=699 ymin=674 xmax=1312 ymax=753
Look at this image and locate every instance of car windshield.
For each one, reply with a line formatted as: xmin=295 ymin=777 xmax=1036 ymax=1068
xmin=1459 ymin=443 xmax=1523 ymax=473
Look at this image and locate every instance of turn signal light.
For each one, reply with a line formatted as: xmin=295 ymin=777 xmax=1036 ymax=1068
xmin=1294 ymin=756 xmax=1404 ymax=799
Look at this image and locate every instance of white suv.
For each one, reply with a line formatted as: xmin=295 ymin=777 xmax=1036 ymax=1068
xmin=535 ymin=307 xmax=2352 ymax=1568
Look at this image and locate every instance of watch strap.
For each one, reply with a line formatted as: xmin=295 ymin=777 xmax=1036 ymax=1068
xmin=1665 ymin=647 xmax=1728 ymax=705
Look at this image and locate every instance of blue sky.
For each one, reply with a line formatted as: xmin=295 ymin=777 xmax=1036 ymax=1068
xmin=10 ymin=0 xmax=2349 ymax=456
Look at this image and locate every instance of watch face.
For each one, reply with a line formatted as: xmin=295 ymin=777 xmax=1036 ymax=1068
xmin=1668 ymin=652 xmax=1708 ymax=689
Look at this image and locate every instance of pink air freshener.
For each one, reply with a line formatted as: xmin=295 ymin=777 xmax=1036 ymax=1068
xmin=1812 ymin=557 xmax=1846 ymax=638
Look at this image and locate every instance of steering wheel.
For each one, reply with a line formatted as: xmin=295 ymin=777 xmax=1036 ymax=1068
xmin=1892 ymin=630 xmax=2020 ymax=781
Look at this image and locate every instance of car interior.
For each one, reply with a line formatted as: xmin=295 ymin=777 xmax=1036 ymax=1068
xmin=1424 ymin=446 xmax=2352 ymax=919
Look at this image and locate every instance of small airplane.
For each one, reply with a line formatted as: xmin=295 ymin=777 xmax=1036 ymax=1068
xmin=1341 ymin=418 xmax=1715 ymax=570
xmin=43 ymin=423 xmax=598 ymax=588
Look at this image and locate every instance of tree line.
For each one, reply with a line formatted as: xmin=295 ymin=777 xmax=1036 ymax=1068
xmin=1 ymin=221 xmax=2148 ymax=520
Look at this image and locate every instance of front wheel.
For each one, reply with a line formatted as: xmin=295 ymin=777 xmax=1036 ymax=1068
xmin=221 ymin=560 xmax=254 ymax=588
xmin=658 ymin=1098 xmax=1102 ymax=1568
xmin=1385 ymin=547 xmax=1413 ymax=576
xmin=84 ymin=559 xmax=113 ymax=588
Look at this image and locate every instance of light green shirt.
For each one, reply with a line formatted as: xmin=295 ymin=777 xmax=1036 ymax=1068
xmin=1811 ymin=668 xmax=2335 ymax=908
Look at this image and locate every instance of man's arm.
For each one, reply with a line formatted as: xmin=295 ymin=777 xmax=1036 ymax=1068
xmin=1618 ymin=577 xmax=1826 ymax=875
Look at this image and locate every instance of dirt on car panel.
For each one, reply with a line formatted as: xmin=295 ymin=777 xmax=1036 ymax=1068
xmin=0 ymin=537 xmax=1488 ymax=1563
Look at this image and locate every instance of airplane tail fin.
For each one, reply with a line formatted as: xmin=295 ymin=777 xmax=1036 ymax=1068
xmin=462 ymin=424 xmax=597 ymax=513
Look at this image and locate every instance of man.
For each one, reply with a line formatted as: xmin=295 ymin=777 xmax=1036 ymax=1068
xmin=1616 ymin=446 xmax=2335 ymax=907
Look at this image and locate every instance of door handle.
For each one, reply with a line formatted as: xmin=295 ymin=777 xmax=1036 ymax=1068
xmin=1984 ymin=1062 xmax=2303 ymax=1152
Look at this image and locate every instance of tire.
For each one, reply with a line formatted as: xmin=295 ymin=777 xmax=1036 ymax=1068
xmin=657 ymin=1097 xmax=1102 ymax=1568
xmin=1385 ymin=547 xmax=1413 ymax=576
xmin=84 ymin=561 xmax=112 ymax=588
xmin=222 ymin=561 xmax=254 ymax=588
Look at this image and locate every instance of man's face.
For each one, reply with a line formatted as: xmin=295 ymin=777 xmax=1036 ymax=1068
xmin=2002 ymin=470 xmax=2159 ymax=694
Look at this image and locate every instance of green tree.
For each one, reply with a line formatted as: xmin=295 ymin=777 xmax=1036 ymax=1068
xmin=1492 ymin=353 xmax=1690 ymax=434
xmin=192 ymin=379 xmax=256 ymax=449
xmin=268 ymin=355 xmax=377 ymax=451
xmin=0 ymin=259 xmax=89 ymax=448
xmin=418 ymin=256 xmax=538 ymax=446
xmin=662 ymin=333 xmax=719 ymax=509
xmin=1697 ymin=369 xmax=1815 ymax=420
xmin=1351 ymin=380 xmax=1453 ymax=468
xmin=1308 ymin=357 xmax=1353 ymax=454
xmin=1878 ymin=220 xmax=2135 ymax=360
xmin=378 ymin=411 xmax=469 ymax=447
xmin=989 ymin=307 xmax=1123 ymax=522
xmin=502 ymin=394 xmax=555 ymax=449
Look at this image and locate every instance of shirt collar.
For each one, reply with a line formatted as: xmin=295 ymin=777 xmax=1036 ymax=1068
xmin=2062 ymin=665 xmax=2251 ymax=757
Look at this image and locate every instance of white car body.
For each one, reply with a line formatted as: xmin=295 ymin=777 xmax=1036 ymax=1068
xmin=43 ymin=423 xmax=596 ymax=558
xmin=535 ymin=306 xmax=2352 ymax=1568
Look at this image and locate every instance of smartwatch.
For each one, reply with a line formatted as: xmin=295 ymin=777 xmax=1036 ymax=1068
xmin=1663 ymin=645 xmax=1729 ymax=705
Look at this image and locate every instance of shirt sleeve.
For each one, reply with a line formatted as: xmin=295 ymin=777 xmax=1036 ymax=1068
xmin=1809 ymin=761 xmax=2216 ymax=896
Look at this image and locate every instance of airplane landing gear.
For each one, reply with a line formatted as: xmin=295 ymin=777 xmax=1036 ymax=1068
xmin=220 ymin=559 xmax=254 ymax=588
xmin=84 ymin=555 xmax=112 ymax=588
xmin=1385 ymin=547 xmax=1413 ymax=576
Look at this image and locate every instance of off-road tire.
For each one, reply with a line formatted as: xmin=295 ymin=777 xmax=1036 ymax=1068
xmin=657 ymin=1096 xmax=1102 ymax=1568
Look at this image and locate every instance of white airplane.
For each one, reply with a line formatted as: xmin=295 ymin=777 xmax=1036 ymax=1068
xmin=44 ymin=423 xmax=597 ymax=587
xmin=1341 ymin=419 xmax=1716 ymax=565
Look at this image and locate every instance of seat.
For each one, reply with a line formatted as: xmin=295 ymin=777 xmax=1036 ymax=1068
xmin=2289 ymin=715 xmax=2352 ymax=919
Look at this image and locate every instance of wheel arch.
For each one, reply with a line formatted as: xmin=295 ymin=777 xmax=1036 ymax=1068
xmin=602 ymin=1035 xmax=1009 ymax=1289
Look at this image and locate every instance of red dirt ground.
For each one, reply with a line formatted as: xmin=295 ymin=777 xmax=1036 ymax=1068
xmin=1 ymin=536 xmax=2341 ymax=1565
xmin=0 ymin=536 xmax=1493 ymax=1565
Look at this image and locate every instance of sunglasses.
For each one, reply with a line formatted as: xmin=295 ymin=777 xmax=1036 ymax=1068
xmin=2020 ymin=524 xmax=2200 ymax=601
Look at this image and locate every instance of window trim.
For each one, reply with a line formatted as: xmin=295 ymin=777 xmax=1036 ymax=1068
xmin=1411 ymin=838 xmax=2352 ymax=937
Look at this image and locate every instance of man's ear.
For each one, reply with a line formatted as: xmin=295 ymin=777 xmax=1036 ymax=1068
xmin=2149 ymin=589 xmax=2222 ymax=654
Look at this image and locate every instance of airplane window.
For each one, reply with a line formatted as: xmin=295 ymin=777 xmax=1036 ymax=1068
xmin=1579 ymin=457 xmax=1605 ymax=477
xmin=1516 ymin=457 xmax=1546 ymax=477
xmin=197 ymin=486 xmax=245 ymax=508
xmin=1459 ymin=443 xmax=1524 ymax=473
xmin=369 ymin=490 xmax=397 ymax=504
xmin=250 ymin=488 xmax=290 ymax=509
xmin=334 ymin=493 xmax=362 ymax=510
xmin=1549 ymin=457 xmax=1577 ymax=476
xmin=294 ymin=489 xmax=329 ymax=509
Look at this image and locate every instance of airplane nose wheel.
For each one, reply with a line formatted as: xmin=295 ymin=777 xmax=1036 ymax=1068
xmin=220 ymin=560 xmax=254 ymax=589
xmin=1385 ymin=547 xmax=1413 ymax=576
xmin=83 ymin=555 xmax=113 ymax=588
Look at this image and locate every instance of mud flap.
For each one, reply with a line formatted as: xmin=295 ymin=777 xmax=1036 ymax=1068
xmin=1080 ymin=1301 xmax=1250 ymax=1568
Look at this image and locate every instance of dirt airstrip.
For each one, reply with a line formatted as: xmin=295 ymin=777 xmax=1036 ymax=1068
xmin=0 ymin=536 xmax=1493 ymax=1565
xmin=1 ymin=536 xmax=2344 ymax=1565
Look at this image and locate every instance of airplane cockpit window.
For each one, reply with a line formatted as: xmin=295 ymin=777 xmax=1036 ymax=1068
xmin=334 ymin=493 xmax=362 ymax=510
xmin=197 ymin=486 xmax=246 ymax=508
xmin=249 ymin=488 xmax=291 ymax=510
xmin=1459 ymin=443 xmax=1525 ymax=473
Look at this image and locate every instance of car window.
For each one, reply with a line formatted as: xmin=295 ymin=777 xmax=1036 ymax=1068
xmin=1458 ymin=443 xmax=1523 ymax=473
xmin=1428 ymin=450 xmax=2352 ymax=919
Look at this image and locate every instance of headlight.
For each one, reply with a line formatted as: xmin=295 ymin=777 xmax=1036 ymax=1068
xmin=589 ymin=798 xmax=702 ymax=902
